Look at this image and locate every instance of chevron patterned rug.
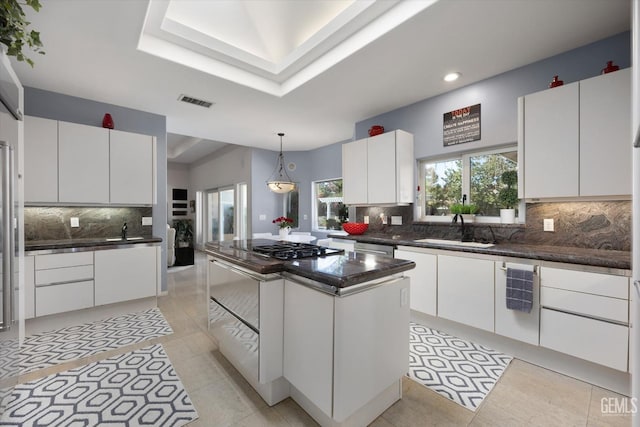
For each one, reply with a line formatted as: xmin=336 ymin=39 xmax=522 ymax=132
xmin=408 ymin=322 xmax=512 ymax=411
xmin=20 ymin=307 xmax=173 ymax=374
xmin=0 ymin=344 xmax=198 ymax=426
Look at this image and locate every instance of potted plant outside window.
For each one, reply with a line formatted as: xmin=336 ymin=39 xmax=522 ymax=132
xmin=450 ymin=203 xmax=478 ymax=222
xmin=498 ymin=170 xmax=518 ymax=224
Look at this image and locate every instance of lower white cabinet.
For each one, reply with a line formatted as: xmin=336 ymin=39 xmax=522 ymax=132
xmin=395 ymin=247 xmax=437 ymax=316
xmin=494 ymin=262 xmax=540 ymax=346
xmin=24 ymin=255 xmax=35 ymax=319
xmin=34 ymin=251 xmax=95 ymax=317
xmin=94 ymin=246 xmax=158 ymax=306
xmin=437 ymin=254 xmax=495 ymax=332
xmin=540 ymin=308 xmax=628 ymax=371
xmin=283 ymin=276 xmax=410 ymax=422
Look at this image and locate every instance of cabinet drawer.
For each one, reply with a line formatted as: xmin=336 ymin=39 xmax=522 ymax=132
xmin=35 ymin=252 xmax=93 ymax=270
xmin=36 ymin=280 xmax=94 ymax=317
xmin=540 ymin=308 xmax=628 ymax=371
xmin=35 ymin=265 xmax=94 ymax=286
xmin=541 ymin=267 xmax=628 ymax=299
xmin=540 ymin=287 xmax=628 ymax=324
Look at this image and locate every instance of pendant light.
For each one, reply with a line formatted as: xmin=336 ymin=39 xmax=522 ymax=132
xmin=266 ymin=132 xmax=296 ymax=193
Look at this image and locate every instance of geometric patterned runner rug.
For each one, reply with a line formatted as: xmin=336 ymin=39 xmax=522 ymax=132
xmin=20 ymin=308 xmax=173 ymax=375
xmin=408 ymin=322 xmax=513 ymax=411
xmin=0 ymin=344 xmax=197 ymax=427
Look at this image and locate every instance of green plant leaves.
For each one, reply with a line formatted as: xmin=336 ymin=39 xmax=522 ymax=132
xmin=0 ymin=0 xmax=44 ymax=67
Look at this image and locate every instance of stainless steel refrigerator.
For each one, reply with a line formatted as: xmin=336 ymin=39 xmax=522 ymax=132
xmin=0 ymin=50 xmax=24 ymax=419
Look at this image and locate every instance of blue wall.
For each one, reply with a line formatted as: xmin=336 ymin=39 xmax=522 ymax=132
xmin=355 ymin=31 xmax=631 ymax=159
xmin=24 ymin=87 xmax=169 ymax=291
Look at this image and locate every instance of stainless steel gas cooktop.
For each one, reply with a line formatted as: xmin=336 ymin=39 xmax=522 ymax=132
xmin=252 ymin=242 xmax=343 ymax=260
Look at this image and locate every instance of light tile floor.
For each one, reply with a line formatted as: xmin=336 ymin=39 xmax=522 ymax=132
xmin=20 ymin=251 xmax=632 ymax=426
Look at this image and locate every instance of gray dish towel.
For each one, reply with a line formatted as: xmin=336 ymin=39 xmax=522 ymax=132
xmin=506 ymin=268 xmax=534 ymax=313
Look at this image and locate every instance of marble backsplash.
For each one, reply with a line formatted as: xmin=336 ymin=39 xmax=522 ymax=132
xmin=355 ymin=200 xmax=631 ymax=251
xmin=24 ymin=207 xmax=153 ymax=241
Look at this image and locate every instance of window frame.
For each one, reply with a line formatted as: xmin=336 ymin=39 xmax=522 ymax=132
xmin=311 ymin=177 xmax=344 ymax=232
xmin=419 ymin=144 xmax=524 ymax=224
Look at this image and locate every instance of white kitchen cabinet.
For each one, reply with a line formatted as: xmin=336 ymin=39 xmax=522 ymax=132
xmin=23 ymin=116 xmax=58 ymax=203
xmin=341 ymin=138 xmax=368 ymax=205
xmin=24 ymin=255 xmax=35 ymax=319
xmin=34 ymin=251 xmax=95 ymax=317
xmin=58 ymin=121 xmax=110 ymax=203
xmin=521 ymin=68 xmax=631 ymax=199
xmin=110 ymin=129 xmax=154 ymax=204
xmin=522 ymin=82 xmax=580 ymax=199
xmin=494 ymin=262 xmax=539 ymax=346
xmin=539 ymin=266 xmax=629 ymax=371
xmin=579 ymin=68 xmax=631 ymax=196
xmin=437 ymin=254 xmax=495 ymax=332
xmin=94 ymin=246 xmax=158 ymax=306
xmin=395 ymin=247 xmax=437 ymax=316
xmin=283 ymin=276 xmax=409 ymax=423
xmin=342 ymin=130 xmax=414 ymax=205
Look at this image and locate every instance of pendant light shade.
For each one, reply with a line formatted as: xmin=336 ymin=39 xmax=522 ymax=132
xmin=267 ymin=132 xmax=296 ymax=193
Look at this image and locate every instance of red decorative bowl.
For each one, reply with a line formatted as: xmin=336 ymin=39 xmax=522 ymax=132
xmin=342 ymin=222 xmax=368 ymax=235
xmin=368 ymin=125 xmax=384 ymax=137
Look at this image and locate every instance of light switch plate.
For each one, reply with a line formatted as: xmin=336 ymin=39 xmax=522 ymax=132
xmin=70 ymin=217 xmax=79 ymax=228
xmin=259 ymin=214 xmax=266 ymax=221
xmin=391 ymin=216 xmax=402 ymax=225
xmin=543 ymin=218 xmax=554 ymax=232
xmin=142 ymin=217 xmax=152 ymax=226
xmin=364 ymin=216 xmax=369 ymax=224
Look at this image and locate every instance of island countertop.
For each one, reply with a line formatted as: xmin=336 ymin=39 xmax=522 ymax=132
xmin=204 ymin=239 xmax=416 ymax=291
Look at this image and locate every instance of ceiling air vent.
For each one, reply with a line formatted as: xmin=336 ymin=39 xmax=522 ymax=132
xmin=178 ymin=94 xmax=214 ymax=108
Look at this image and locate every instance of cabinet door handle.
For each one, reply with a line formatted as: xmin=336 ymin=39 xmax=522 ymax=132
xmin=634 ymin=125 xmax=640 ymax=148
xmin=500 ymin=263 xmax=538 ymax=275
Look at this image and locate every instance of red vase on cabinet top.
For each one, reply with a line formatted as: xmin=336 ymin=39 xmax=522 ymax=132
xmin=601 ymin=61 xmax=619 ymax=74
xmin=102 ymin=113 xmax=114 ymax=129
xmin=548 ymin=75 xmax=564 ymax=88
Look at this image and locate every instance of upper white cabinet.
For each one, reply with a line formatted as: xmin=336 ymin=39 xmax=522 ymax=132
xmin=24 ymin=116 xmax=58 ymax=203
xmin=24 ymin=117 xmax=155 ymax=205
xmin=521 ymin=68 xmax=631 ymax=199
xmin=522 ymin=82 xmax=579 ymax=198
xmin=110 ymin=129 xmax=154 ymax=204
xmin=58 ymin=121 xmax=110 ymax=203
xmin=342 ymin=130 xmax=414 ymax=205
xmin=579 ymin=68 xmax=631 ymax=196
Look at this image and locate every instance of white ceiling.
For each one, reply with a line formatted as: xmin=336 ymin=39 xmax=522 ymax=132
xmin=12 ymin=0 xmax=631 ymax=163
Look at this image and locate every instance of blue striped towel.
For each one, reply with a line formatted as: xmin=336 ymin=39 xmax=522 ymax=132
xmin=506 ymin=268 xmax=533 ymax=313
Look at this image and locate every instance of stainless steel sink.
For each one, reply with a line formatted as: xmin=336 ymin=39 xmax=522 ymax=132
xmin=105 ymin=236 xmax=145 ymax=242
xmin=413 ymin=238 xmax=495 ymax=248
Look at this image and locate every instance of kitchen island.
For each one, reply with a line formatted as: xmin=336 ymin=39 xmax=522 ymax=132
xmin=204 ymin=239 xmax=415 ymax=427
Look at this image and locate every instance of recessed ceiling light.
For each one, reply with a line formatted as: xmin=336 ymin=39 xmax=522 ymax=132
xmin=444 ymin=72 xmax=461 ymax=82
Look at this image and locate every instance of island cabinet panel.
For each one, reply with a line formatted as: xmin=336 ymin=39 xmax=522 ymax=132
xmin=523 ymin=81 xmax=579 ymax=199
xmin=332 ymin=276 xmax=410 ymax=422
xmin=58 ymin=121 xmax=110 ymax=203
xmin=94 ymin=246 xmax=157 ymax=306
xmin=341 ymin=138 xmax=368 ymax=205
xmin=110 ymin=129 xmax=154 ymax=204
xmin=283 ymin=280 xmax=334 ymax=417
xmin=494 ymin=262 xmax=540 ymax=346
xmin=579 ymin=68 xmax=631 ymax=197
xmin=24 ymin=116 xmax=58 ymax=203
xmin=394 ymin=248 xmax=437 ymax=316
xmin=437 ymin=254 xmax=495 ymax=332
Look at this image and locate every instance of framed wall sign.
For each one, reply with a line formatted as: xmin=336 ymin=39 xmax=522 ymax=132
xmin=443 ymin=103 xmax=481 ymax=146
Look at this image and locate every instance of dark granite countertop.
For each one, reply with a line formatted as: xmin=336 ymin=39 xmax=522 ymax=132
xmin=204 ymin=239 xmax=416 ymax=290
xmin=26 ymin=236 xmax=163 ymax=253
xmin=328 ymin=232 xmax=631 ymax=271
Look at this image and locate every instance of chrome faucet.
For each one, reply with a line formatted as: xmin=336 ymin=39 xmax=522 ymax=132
xmin=121 ymin=222 xmax=128 ymax=240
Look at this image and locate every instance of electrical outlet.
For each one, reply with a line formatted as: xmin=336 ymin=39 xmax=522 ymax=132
xmin=142 ymin=216 xmax=152 ymax=226
xmin=259 ymin=214 xmax=266 ymax=221
xmin=364 ymin=216 xmax=369 ymax=224
xmin=303 ymin=214 xmax=308 ymax=220
xmin=379 ymin=213 xmax=386 ymax=223
xmin=543 ymin=218 xmax=554 ymax=232
xmin=70 ymin=217 xmax=79 ymax=228
xmin=391 ymin=216 xmax=402 ymax=225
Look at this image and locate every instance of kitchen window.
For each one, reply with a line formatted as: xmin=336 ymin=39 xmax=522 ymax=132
xmin=312 ymin=178 xmax=343 ymax=231
xmin=419 ymin=146 xmax=520 ymax=221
